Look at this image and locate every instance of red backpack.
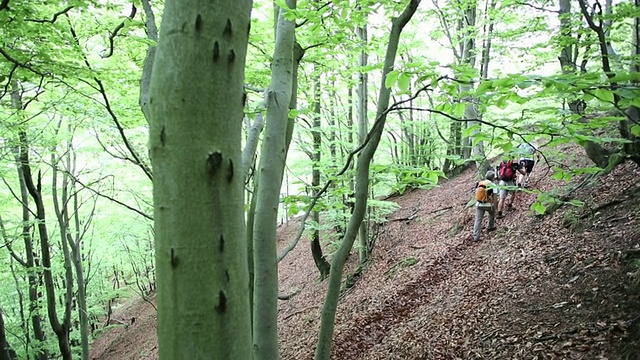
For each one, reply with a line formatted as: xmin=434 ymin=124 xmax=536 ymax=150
xmin=498 ymin=160 xmax=515 ymax=180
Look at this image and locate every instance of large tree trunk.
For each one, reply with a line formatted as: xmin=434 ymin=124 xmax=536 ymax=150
xmin=148 ymin=0 xmax=253 ymax=358
xmin=252 ymin=1 xmax=297 ymax=357
xmin=314 ymin=2 xmax=421 ymax=358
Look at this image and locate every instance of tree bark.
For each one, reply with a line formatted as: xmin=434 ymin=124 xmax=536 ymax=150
xmin=51 ymin=128 xmax=92 ymax=360
xmin=138 ymin=0 xmax=158 ymax=123
xmin=11 ymin=84 xmax=48 ymax=360
xmin=20 ymin=130 xmax=73 ymax=360
xmin=252 ymin=1 xmax=297 ymax=357
xmin=310 ymin=72 xmax=330 ymax=280
xmin=148 ymin=0 xmax=253 ymax=358
xmin=356 ymin=17 xmax=370 ymax=264
xmin=314 ymin=1 xmax=421 ymax=358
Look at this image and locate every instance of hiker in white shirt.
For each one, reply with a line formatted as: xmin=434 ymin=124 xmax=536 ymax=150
xmin=516 ymin=142 xmax=539 ymax=188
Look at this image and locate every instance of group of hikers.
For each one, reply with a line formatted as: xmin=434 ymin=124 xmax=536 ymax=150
xmin=472 ymin=142 xmax=539 ymax=242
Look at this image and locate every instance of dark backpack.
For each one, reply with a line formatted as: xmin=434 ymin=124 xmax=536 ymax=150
xmin=498 ymin=160 xmax=515 ymax=180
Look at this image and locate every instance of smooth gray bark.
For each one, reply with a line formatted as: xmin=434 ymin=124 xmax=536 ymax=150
xmin=148 ymin=1 xmax=253 ymax=358
xmin=252 ymin=1 xmax=296 ymax=358
xmin=138 ymin=0 xmax=158 ymax=123
xmin=356 ymin=19 xmax=369 ymax=263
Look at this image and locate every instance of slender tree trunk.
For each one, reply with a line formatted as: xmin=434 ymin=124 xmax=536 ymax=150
xmin=356 ymin=18 xmax=369 ymax=264
xmin=314 ymin=2 xmax=421 ymax=358
xmin=558 ymin=0 xmax=576 ymax=73
xmin=5 ymin=254 xmax=26 ymax=360
xmin=11 ymin=85 xmax=47 ymax=360
xmin=458 ymin=0 xmax=477 ymax=162
xmin=472 ymin=0 xmax=494 ymax=175
xmin=252 ymin=1 xmax=297 ymax=357
xmin=310 ymin=72 xmax=330 ymax=280
xmin=0 ymin=305 xmax=17 ymax=360
xmin=148 ymin=1 xmax=253 ymax=358
xmin=20 ymin=131 xmax=73 ymax=360
xmin=52 ymin=131 xmax=91 ymax=360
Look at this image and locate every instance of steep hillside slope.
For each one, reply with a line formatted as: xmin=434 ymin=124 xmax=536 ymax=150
xmin=90 ymin=144 xmax=640 ymax=360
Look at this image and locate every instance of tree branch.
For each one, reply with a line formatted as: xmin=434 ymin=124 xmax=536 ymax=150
xmin=514 ymin=1 xmax=559 ymax=13
xmin=102 ymin=3 xmax=137 ymax=58
xmin=0 ymin=213 xmax=27 ymax=267
xmin=72 ymin=176 xmax=153 ymax=221
xmin=67 ymin=19 xmax=153 ymax=181
xmin=0 ymin=48 xmax=46 ymax=76
xmin=25 ymin=5 xmax=73 ymax=23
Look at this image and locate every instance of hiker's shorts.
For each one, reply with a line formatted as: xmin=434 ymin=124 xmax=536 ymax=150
xmin=499 ymin=179 xmax=515 ymax=199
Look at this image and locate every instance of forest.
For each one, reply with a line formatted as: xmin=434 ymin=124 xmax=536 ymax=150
xmin=0 ymin=0 xmax=639 ymax=359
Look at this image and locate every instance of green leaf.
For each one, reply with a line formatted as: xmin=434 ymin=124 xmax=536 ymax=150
xmin=288 ymin=109 xmax=300 ymax=118
xmin=614 ymin=88 xmax=639 ymax=99
xmin=593 ymin=88 xmax=614 ymax=103
xmin=516 ymin=80 xmax=535 ymax=89
xmin=385 ymin=70 xmax=399 ymax=89
xmin=398 ymin=72 xmax=411 ymax=93
xmin=453 ymin=102 xmax=466 ymax=117
xmin=551 ymin=168 xmax=565 ymax=181
xmin=493 ymin=77 xmax=515 ymax=88
xmin=476 ymin=80 xmax=494 ymax=95
xmin=495 ymin=94 xmax=510 ymax=109
xmin=426 ymin=171 xmax=439 ymax=184
xmin=608 ymin=72 xmax=640 ymax=83
xmin=531 ymin=201 xmax=546 ymax=215
xmin=631 ymin=124 xmax=640 ymax=137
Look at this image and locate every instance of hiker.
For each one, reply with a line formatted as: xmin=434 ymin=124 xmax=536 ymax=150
xmin=473 ymin=170 xmax=497 ymax=241
xmin=516 ymin=142 xmax=539 ymax=187
xmin=496 ymin=158 xmax=526 ymax=219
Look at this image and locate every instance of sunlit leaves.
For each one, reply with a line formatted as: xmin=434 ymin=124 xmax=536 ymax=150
xmin=531 ymin=200 xmax=546 ymax=215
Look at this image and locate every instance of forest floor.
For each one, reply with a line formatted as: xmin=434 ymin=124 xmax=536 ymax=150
xmin=90 ymin=143 xmax=640 ymax=360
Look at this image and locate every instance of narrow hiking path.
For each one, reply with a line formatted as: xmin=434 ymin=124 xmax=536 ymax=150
xmin=90 ymin=144 xmax=640 ymax=360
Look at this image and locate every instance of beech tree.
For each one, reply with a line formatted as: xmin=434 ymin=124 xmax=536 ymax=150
xmin=148 ymin=0 xmax=253 ymax=358
xmin=251 ymin=0 xmax=298 ymax=357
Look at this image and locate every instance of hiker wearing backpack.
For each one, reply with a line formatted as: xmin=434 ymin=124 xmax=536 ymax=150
xmin=496 ymin=158 xmax=527 ymax=219
xmin=516 ymin=142 xmax=539 ymax=187
xmin=473 ymin=170 xmax=497 ymax=241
